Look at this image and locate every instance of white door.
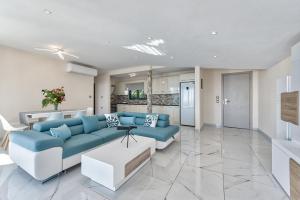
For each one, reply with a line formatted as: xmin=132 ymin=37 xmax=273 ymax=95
xmin=223 ymin=73 xmax=250 ymax=129
xmin=180 ymin=82 xmax=195 ymax=126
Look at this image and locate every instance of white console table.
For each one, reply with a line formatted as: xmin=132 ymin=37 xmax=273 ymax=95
xmin=272 ymin=139 xmax=300 ymax=197
xmin=19 ymin=109 xmax=86 ymax=126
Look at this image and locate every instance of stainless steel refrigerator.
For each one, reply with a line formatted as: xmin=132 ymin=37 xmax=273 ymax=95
xmin=180 ymin=81 xmax=195 ymax=126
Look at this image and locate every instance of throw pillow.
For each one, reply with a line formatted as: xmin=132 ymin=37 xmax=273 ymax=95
xmin=144 ymin=114 xmax=159 ymax=128
xmin=104 ymin=113 xmax=120 ymax=128
xmin=80 ymin=115 xmax=100 ymax=134
xmin=50 ymin=124 xmax=72 ymax=141
xmin=119 ymin=116 xmax=136 ymax=125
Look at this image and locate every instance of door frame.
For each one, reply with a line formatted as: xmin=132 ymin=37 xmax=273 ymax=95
xmin=221 ymin=71 xmax=253 ymax=129
xmin=180 ymin=81 xmax=195 ymax=127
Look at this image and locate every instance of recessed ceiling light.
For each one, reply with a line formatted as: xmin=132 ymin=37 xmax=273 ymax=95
xmin=43 ymin=9 xmax=52 ymax=15
xmin=147 ymin=36 xmax=152 ymax=40
xmin=213 ymin=55 xmax=217 ymax=58
xmin=211 ymin=31 xmax=218 ymax=35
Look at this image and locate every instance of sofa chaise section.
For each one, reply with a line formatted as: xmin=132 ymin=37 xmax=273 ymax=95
xmin=9 ymin=130 xmax=64 ymax=181
xmin=117 ymin=112 xmax=180 ymax=149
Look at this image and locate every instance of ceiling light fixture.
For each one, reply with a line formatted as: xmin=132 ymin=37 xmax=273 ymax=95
xmin=147 ymin=36 xmax=152 ymax=40
xmin=43 ymin=9 xmax=53 ymax=15
xmin=129 ymin=73 xmax=136 ymax=77
xmin=34 ymin=47 xmax=79 ymax=60
xmin=213 ymin=55 xmax=217 ymax=58
xmin=123 ymin=44 xmax=165 ymax=56
xmin=211 ymin=31 xmax=218 ymax=35
xmin=147 ymin=39 xmax=164 ymax=47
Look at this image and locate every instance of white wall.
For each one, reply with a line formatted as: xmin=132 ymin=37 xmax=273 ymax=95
xmin=95 ymin=73 xmax=111 ymax=115
xmin=201 ymin=69 xmax=259 ymax=129
xmin=258 ymin=57 xmax=292 ymax=138
xmin=291 ymin=42 xmax=300 ymax=142
xmin=0 ymin=46 xmax=94 ymax=136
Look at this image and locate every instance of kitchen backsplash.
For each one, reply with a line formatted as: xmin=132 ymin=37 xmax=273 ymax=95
xmin=111 ymin=94 xmax=179 ymax=106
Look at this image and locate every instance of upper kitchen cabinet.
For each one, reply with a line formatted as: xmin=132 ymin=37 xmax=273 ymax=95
xmin=152 ymin=76 xmax=179 ymax=94
xmin=167 ymin=76 xmax=180 ymax=94
xmin=114 ymin=81 xmax=127 ymax=95
xmin=179 ymin=73 xmax=195 ymax=82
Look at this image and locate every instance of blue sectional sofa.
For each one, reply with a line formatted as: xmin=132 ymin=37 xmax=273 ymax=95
xmin=9 ymin=112 xmax=180 ymax=181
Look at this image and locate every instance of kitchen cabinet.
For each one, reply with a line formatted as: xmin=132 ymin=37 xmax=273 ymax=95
xmin=179 ymin=73 xmax=195 ymax=82
xmin=117 ymin=104 xmax=147 ymax=113
xmin=167 ymin=76 xmax=180 ymax=94
xmin=152 ymin=76 xmax=179 ymax=94
xmin=114 ymin=82 xmax=127 ymax=95
xmin=153 ymin=105 xmax=179 ymax=124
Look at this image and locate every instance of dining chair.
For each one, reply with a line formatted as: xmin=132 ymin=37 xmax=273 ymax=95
xmin=0 ymin=114 xmax=28 ymax=150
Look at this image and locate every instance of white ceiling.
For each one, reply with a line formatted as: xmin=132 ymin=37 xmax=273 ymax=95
xmin=1 ymin=0 xmax=300 ymax=69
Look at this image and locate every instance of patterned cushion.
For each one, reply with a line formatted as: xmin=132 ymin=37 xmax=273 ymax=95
xmin=144 ymin=114 xmax=159 ymax=128
xmin=104 ymin=113 xmax=120 ymax=128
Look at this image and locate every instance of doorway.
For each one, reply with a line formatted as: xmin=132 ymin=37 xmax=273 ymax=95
xmin=222 ymin=72 xmax=251 ymax=129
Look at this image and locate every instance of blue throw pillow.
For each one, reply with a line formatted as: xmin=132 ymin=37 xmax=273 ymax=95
xmin=50 ymin=124 xmax=72 ymax=141
xmin=119 ymin=116 xmax=136 ymax=125
xmin=80 ymin=115 xmax=100 ymax=134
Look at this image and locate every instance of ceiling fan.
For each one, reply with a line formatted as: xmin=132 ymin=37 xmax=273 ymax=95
xmin=34 ymin=47 xmax=79 ymax=60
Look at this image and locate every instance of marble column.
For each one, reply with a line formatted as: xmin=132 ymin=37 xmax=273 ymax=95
xmin=147 ymin=70 xmax=152 ymax=113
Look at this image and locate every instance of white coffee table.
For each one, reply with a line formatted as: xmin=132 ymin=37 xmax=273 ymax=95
xmin=81 ymin=135 xmax=156 ymax=191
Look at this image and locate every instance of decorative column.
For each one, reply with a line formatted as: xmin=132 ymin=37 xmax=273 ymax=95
xmin=147 ymin=70 xmax=152 ymax=113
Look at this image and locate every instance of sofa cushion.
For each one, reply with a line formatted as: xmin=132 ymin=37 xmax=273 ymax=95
xmin=144 ymin=114 xmax=159 ymax=127
xmin=91 ymin=127 xmax=126 ymax=143
xmin=62 ymin=134 xmax=103 ymax=158
xmin=33 ymin=118 xmax=82 ymax=132
xmin=120 ymin=112 xmax=169 ymax=121
xmin=104 ymin=113 xmax=120 ymax=128
xmin=119 ymin=116 xmax=136 ymax=125
xmin=130 ymin=125 xmax=179 ymax=142
xmin=50 ymin=124 xmax=72 ymax=141
xmin=157 ymin=120 xmax=169 ymax=127
xmin=68 ymin=125 xmax=84 ymax=136
xmin=10 ymin=130 xmax=64 ymax=152
xmin=80 ymin=115 xmax=100 ymax=134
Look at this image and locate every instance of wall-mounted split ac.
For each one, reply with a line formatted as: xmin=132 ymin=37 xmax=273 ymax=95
xmin=65 ymin=63 xmax=98 ymax=77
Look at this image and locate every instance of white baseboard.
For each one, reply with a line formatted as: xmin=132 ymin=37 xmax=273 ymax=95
xmin=257 ymin=129 xmax=272 ymax=141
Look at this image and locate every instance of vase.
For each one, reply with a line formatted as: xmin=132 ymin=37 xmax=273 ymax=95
xmin=54 ymin=104 xmax=58 ymax=111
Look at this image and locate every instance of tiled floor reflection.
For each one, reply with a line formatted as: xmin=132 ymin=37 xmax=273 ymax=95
xmin=0 ymin=126 xmax=288 ymax=200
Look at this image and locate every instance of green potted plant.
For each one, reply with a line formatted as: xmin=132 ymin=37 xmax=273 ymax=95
xmin=41 ymin=87 xmax=65 ymax=110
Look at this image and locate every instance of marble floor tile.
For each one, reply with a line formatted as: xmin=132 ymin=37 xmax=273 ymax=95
xmin=0 ymin=126 xmax=288 ymax=200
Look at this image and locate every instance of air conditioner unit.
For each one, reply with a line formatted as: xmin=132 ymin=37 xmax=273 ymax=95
xmin=65 ymin=63 xmax=98 ymax=77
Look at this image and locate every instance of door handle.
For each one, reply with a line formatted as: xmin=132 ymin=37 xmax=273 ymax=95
xmin=224 ymin=98 xmax=231 ymax=104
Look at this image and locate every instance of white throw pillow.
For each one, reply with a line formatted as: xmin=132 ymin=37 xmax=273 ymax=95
xmin=104 ymin=113 xmax=120 ymax=128
xmin=144 ymin=114 xmax=159 ymax=128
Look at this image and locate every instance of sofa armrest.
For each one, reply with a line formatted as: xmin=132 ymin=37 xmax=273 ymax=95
xmin=10 ymin=130 xmax=64 ymax=152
